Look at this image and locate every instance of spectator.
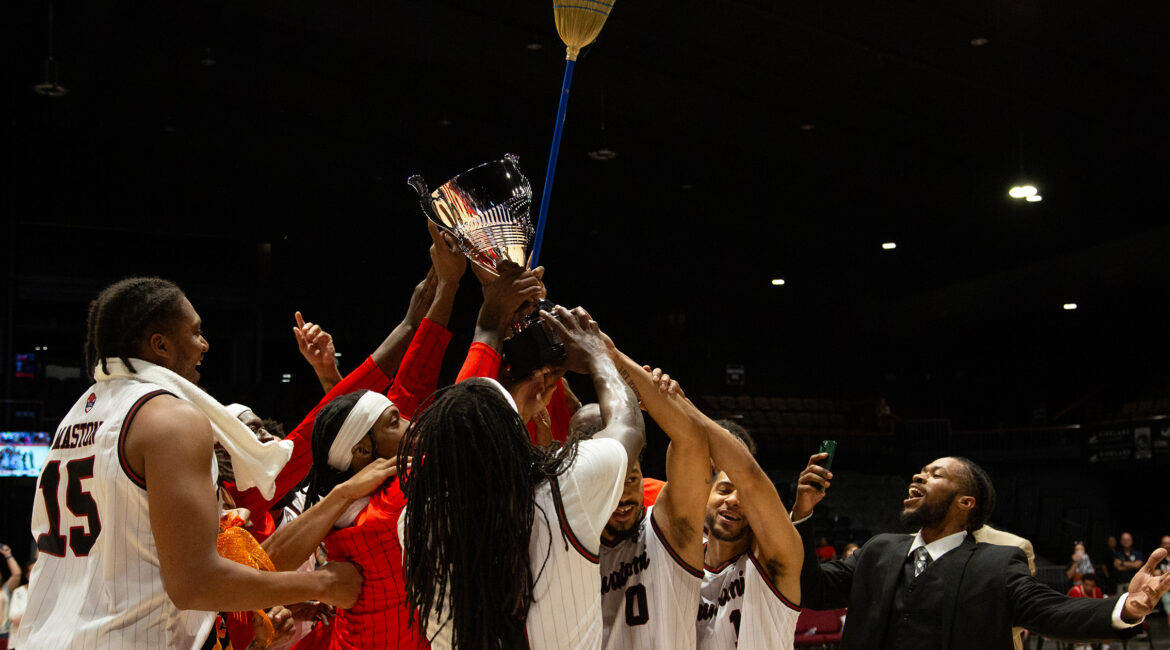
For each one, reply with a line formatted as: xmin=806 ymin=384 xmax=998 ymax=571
xmin=6 ymin=557 xmax=32 ymax=650
xmin=1067 ymin=541 xmax=1095 ymax=585
xmin=1113 ymin=532 xmax=1144 ymax=595
xmin=1068 ymin=575 xmax=1105 ymax=599
xmin=0 ymin=545 xmax=21 ymax=650
xmin=816 ymin=537 xmax=837 ymax=562
xmin=843 ymin=543 xmax=860 ymax=560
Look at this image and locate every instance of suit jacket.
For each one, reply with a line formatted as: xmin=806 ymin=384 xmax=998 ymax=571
xmin=796 ymin=520 xmax=1129 ymax=650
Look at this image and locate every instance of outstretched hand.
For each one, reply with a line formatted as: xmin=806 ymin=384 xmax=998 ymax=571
xmin=1122 ymin=547 xmax=1170 ymax=623
xmin=792 ymin=452 xmax=833 ymax=521
xmin=428 ymin=221 xmax=466 ymax=286
xmin=540 ymin=305 xmax=606 ymax=375
xmin=478 ymin=262 xmax=545 ymax=332
xmin=335 ymin=457 xmax=400 ymax=501
xmin=293 ymin=311 xmax=337 ymax=372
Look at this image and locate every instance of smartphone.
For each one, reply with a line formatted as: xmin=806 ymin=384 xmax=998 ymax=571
xmin=815 ymin=440 xmax=837 ymax=491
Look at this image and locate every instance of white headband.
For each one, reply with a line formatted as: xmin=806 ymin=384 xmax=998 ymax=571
xmin=478 ymin=377 xmax=519 ymax=414
xmin=225 ymin=403 xmax=252 ymax=420
xmin=327 ymin=391 xmax=394 ymax=471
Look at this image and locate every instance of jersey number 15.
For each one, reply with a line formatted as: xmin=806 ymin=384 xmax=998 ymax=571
xmin=36 ymin=457 xmax=102 ymax=557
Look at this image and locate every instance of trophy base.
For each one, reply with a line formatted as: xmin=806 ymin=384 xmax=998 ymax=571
xmin=503 ymin=321 xmax=566 ymax=381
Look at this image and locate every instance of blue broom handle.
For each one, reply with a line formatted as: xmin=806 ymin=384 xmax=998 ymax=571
xmin=530 ymin=58 xmax=576 ymax=269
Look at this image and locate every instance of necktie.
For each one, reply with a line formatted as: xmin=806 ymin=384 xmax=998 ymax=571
xmin=913 ymin=546 xmax=932 ymax=578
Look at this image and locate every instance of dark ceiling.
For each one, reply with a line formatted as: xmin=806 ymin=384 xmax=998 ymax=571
xmin=6 ymin=0 xmax=1169 ymax=429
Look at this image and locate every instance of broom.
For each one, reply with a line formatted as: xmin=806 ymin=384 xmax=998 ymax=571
xmin=529 ymin=0 xmax=615 ymax=268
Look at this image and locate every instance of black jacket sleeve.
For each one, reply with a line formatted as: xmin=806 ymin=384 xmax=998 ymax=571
xmin=795 ymin=518 xmax=856 ymax=610
xmin=1003 ymin=547 xmax=1134 ymax=641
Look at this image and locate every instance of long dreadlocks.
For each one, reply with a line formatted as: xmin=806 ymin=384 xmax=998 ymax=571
xmin=398 ymin=378 xmax=577 ymax=650
xmin=84 ymin=277 xmax=187 ymax=381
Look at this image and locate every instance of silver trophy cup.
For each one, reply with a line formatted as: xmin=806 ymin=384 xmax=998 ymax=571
xmin=408 ymin=155 xmax=564 ymax=379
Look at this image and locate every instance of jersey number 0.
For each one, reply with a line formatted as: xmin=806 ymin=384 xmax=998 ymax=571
xmin=36 ymin=457 xmax=102 ymax=557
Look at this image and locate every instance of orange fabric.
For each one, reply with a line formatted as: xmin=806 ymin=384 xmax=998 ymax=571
xmin=217 ymin=515 xmax=277 ymax=648
xmin=643 ymin=478 xmax=665 ymax=506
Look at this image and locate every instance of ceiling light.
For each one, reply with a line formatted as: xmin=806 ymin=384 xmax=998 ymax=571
xmin=771 ymin=278 xmax=785 ymax=286
xmin=1008 ymin=185 xmax=1038 ymax=199
xmin=882 ymin=242 xmax=897 ymax=250
xmin=526 ymin=43 xmax=543 ymax=51
xmin=1063 ymin=303 xmax=1077 ymax=311
xmin=1025 ymin=195 xmax=1043 ymax=202
xmin=588 ymin=149 xmax=617 ymax=161
xmin=970 ymin=38 xmax=989 ymax=47
xmin=799 ymin=124 xmax=815 ymax=132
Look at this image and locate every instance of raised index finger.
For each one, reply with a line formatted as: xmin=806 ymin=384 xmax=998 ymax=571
xmin=295 ymin=311 xmax=306 ymax=328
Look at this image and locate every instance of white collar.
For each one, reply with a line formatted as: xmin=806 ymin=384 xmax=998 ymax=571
xmin=907 ymin=530 xmax=968 ymax=561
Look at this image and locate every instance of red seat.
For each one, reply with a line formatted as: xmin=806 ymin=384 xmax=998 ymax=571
xmin=794 ymin=608 xmax=846 ymax=648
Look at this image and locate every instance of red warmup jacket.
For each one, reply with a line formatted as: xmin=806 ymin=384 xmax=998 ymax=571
xmin=225 ymin=318 xmax=452 ymax=539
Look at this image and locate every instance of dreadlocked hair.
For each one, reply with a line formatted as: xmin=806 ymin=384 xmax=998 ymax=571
xmin=398 ymin=379 xmax=577 ymax=650
xmin=84 ymin=277 xmax=187 ymax=382
xmin=303 ymin=391 xmax=367 ymax=509
xmin=953 ymin=456 xmax=997 ymax=532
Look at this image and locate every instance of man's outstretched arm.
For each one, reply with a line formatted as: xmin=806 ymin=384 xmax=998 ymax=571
xmin=128 ymin=397 xmax=362 ymax=612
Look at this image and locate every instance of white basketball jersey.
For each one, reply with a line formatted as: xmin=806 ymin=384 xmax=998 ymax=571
xmin=697 ymin=552 xmax=800 ymax=650
xmin=599 ymin=505 xmax=704 ymax=650
xmin=17 ymin=379 xmax=217 ymax=650
xmin=410 ymin=438 xmax=628 ymax=650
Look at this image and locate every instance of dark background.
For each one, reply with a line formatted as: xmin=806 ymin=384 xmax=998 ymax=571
xmin=4 ymin=0 xmax=1168 ymax=566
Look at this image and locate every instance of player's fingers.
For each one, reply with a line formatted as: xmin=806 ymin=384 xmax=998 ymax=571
xmin=808 ymin=452 xmax=829 ymax=465
xmin=295 ymin=311 xmax=306 ymax=328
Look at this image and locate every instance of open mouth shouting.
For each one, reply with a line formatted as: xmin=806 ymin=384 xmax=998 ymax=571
xmin=904 ymin=484 xmax=925 ymax=508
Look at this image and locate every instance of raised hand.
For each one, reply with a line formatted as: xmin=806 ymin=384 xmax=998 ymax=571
xmin=478 ymin=262 xmax=545 ymax=333
xmin=540 ymin=305 xmax=606 ymax=375
xmin=1122 ymin=548 xmax=1170 ymax=623
xmin=428 ymin=221 xmax=466 ymax=287
xmin=642 ymin=365 xmax=683 ymax=398
xmin=404 ymin=268 xmax=439 ymax=326
xmin=792 ymin=452 xmax=833 ymax=521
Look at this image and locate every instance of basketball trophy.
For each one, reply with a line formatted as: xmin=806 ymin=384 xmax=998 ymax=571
xmin=408 ymin=155 xmax=564 ymax=379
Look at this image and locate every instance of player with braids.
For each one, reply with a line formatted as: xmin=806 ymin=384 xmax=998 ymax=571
xmin=84 ymin=277 xmax=189 ymax=381
xmin=400 ymin=306 xmax=644 ymax=650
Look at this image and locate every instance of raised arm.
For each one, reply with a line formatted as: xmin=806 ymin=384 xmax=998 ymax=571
xmin=263 ymin=458 xmax=398 ymax=571
xmin=128 ymin=396 xmax=362 ymax=611
xmin=455 ymin=262 xmax=544 ymax=381
xmin=541 ymin=306 xmax=643 ymax=465
xmin=0 ymin=544 xmax=20 ymax=592
xmin=607 ymin=353 xmax=709 ymax=570
xmin=293 ymin=311 xmax=343 ymax=393
xmin=705 ymin=412 xmax=802 ymax=599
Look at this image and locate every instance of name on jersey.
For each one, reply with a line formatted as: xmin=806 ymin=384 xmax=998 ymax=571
xmin=51 ymin=420 xmax=103 ymax=450
xmin=601 ymin=551 xmax=650 ymax=594
xmin=696 ymin=570 xmax=745 ymax=621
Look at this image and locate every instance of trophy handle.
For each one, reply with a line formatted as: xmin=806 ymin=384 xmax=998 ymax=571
xmin=407 ymin=175 xmax=443 ymax=227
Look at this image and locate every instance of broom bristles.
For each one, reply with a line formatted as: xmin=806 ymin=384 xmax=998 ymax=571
xmin=554 ymin=0 xmax=615 ymax=60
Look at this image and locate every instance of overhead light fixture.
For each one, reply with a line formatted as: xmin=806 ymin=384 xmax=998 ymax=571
xmin=771 ymin=278 xmax=785 ymax=286
xmin=526 ymin=43 xmax=543 ymax=51
xmin=799 ymin=124 xmax=815 ymax=132
xmin=587 ymin=148 xmax=617 ymax=161
xmin=882 ymin=242 xmax=897 ymax=250
xmin=1025 ymin=195 xmax=1043 ymax=202
xmin=970 ymin=38 xmax=989 ymax=47
xmin=1063 ymin=303 xmax=1077 ymax=311
xmin=1008 ymin=185 xmax=1038 ymax=199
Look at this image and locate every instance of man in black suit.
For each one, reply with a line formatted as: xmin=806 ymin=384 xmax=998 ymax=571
xmin=792 ymin=455 xmax=1170 ymax=650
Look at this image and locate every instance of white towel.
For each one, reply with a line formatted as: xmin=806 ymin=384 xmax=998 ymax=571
xmin=95 ymin=358 xmax=293 ymax=499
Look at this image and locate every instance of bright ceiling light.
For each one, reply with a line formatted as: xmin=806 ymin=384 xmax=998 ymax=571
xmin=1008 ymin=185 xmax=1038 ymax=199
xmin=771 ymin=278 xmax=785 ymax=286
xmin=1026 ymin=195 xmax=1043 ymax=202
xmin=882 ymin=242 xmax=897 ymax=250
xmin=1063 ymin=303 xmax=1077 ymax=311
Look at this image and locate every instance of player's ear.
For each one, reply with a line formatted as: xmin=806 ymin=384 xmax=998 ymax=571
xmin=956 ymin=495 xmax=975 ymax=512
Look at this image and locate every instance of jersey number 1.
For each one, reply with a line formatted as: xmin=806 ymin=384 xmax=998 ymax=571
xmin=37 ymin=458 xmax=102 ymax=557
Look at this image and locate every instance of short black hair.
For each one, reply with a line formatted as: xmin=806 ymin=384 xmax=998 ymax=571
xmin=714 ymin=419 xmax=757 ymax=456
xmin=952 ymin=457 xmax=996 ymax=532
xmin=84 ymin=277 xmax=187 ymax=382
